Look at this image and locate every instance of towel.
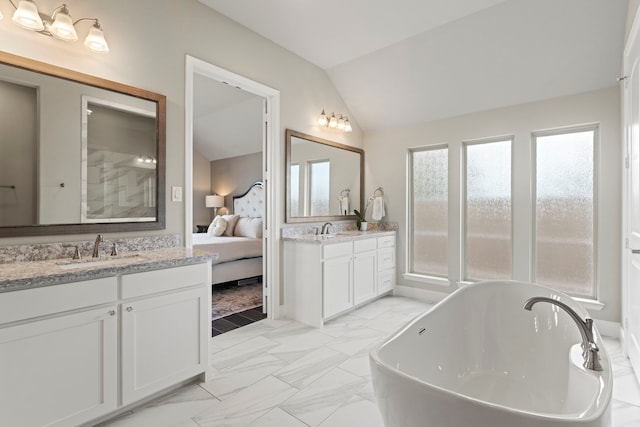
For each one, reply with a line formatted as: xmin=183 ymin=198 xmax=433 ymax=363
xmin=371 ymin=196 xmax=385 ymax=220
xmin=339 ymin=196 xmax=349 ymax=215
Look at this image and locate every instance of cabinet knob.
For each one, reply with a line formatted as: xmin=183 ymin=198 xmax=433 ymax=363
xmin=108 ymin=310 xmax=116 ymax=316
xmin=126 ymin=306 xmax=133 ymax=312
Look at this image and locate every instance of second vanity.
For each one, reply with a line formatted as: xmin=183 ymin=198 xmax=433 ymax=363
xmin=0 ymin=247 xmax=214 ymax=427
xmin=283 ymin=229 xmax=396 ymax=328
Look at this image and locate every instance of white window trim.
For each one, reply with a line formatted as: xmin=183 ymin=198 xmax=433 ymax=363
xmin=406 ymin=143 xmax=449 ymax=279
xmin=531 ymin=123 xmax=599 ymax=300
xmin=461 ymin=135 xmax=515 ymax=282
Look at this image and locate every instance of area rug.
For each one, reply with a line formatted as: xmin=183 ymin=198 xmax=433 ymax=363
xmin=212 ymin=282 xmax=263 ymax=320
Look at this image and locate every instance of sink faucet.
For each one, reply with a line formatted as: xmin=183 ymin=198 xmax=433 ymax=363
xmin=523 ymin=296 xmax=602 ymax=371
xmin=92 ymin=234 xmax=103 ymax=258
xmin=321 ymin=222 xmax=332 ymax=235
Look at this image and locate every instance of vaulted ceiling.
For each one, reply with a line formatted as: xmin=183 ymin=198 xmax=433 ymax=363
xmin=199 ymin=0 xmax=628 ymax=132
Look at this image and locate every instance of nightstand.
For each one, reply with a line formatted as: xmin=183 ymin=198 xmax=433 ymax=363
xmin=196 ymin=225 xmax=208 ymax=233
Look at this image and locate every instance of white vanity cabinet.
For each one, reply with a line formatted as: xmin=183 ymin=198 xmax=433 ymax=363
xmin=0 ymin=259 xmax=211 ymax=427
xmin=284 ymin=232 xmax=396 ymax=327
xmin=120 ymin=263 xmax=209 ymax=405
xmin=0 ymin=277 xmax=119 ymax=427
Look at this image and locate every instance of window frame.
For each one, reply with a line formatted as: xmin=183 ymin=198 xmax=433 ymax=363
xmin=461 ymin=135 xmax=515 ymax=283
xmin=405 ymin=144 xmax=450 ymax=286
xmin=531 ymin=123 xmax=599 ymax=299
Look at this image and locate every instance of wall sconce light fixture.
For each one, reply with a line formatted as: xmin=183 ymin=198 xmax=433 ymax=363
xmin=318 ymin=109 xmax=352 ymax=132
xmin=5 ymin=1 xmax=109 ymax=53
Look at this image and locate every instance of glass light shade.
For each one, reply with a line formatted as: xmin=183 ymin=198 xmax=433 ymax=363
xmin=0 ymin=9 xmax=3 ymax=20
xmin=318 ymin=109 xmax=328 ymax=126
xmin=205 ymin=195 xmax=224 ymax=208
xmin=12 ymin=1 xmax=44 ymax=31
xmin=337 ymin=116 xmax=345 ymax=130
xmin=328 ymin=114 xmax=338 ymax=128
xmin=50 ymin=9 xmax=78 ymax=41
xmin=84 ymin=24 xmax=109 ymax=53
xmin=344 ymin=119 xmax=352 ymax=132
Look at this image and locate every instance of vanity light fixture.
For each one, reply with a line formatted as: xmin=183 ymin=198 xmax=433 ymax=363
xmin=317 ymin=109 xmax=352 ymax=132
xmin=7 ymin=0 xmax=109 ymax=53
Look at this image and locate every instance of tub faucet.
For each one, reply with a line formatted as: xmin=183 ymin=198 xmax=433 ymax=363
xmin=321 ymin=222 xmax=332 ymax=234
xmin=92 ymin=234 xmax=103 ymax=258
xmin=523 ymin=297 xmax=602 ymax=371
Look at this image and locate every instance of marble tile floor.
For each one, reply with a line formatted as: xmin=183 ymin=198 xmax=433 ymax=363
xmin=100 ymin=296 xmax=640 ymax=427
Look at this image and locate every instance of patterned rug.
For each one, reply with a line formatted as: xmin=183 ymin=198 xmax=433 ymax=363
xmin=212 ymin=281 xmax=263 ymax=320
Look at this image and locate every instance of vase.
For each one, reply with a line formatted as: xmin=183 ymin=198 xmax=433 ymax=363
xmin=359 ymin=221 xmax=368 ymax=231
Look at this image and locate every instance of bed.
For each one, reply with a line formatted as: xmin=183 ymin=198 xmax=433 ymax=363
xmin=193 ymin=182 xmax=264 ymax=285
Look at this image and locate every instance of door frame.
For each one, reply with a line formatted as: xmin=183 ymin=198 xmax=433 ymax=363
xmin=184 ymin=55 xmax=281 ymax=319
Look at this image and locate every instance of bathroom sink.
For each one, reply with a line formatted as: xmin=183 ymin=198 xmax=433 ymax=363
xmin=56 ymin=254 xmax=142 ymax=270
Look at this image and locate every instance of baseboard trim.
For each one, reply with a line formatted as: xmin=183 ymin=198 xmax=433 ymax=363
xmin=594 ymin=319 xmax=621 ymax=339
xmin=394 ymin=285 xmax=448 ymax=304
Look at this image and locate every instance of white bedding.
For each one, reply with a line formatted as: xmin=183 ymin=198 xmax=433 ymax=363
xmin=192 ymin=233 xmax=262 ymax=264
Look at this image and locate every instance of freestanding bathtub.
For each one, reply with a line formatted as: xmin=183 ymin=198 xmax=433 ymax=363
xmin=369 ymin=281 xmax=612 ymax=427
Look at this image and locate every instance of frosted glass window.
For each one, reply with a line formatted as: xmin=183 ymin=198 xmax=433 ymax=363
xmin=410 ymin=147 xmax=448 ymax=277
xmin=309 ymin=160 xmax=330 ymax=216
xmin=290 ymin=163 xmax=300 ymax=217
xmin=465 ymin=139 xmax=512 ymax=281
xmin=534 ymin=128 xmax=595 ymax=297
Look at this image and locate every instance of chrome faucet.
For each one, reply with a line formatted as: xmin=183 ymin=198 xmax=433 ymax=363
xmin=523 ymin=296 xmax=602 ymax=371
xmin=92 ymin=234 xmax=103 ymax=258
xmin=321 ymin=222 xmax=332 ymax=235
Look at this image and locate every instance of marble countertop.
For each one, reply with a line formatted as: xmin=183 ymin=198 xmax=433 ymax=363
xmin=0 ymin=247 xmax=217 ymax=293
xmin=282 ymin=229 xmax=396 ymax=244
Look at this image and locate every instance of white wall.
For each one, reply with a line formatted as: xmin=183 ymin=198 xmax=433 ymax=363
xmin=0 ymin=0 xmax=362 ymax=244
xmin=365 ymin=86 xmax=621 ymax=322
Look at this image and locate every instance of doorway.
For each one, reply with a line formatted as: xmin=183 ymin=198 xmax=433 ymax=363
xmin=184 ymin=56 xmax=281 ymax=327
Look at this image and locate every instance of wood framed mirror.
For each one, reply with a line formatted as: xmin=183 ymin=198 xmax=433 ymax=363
xmin=0 ymin=51 xmax=166 ymax=237
xmin=285 ymin=129 xmax=364 ymax=223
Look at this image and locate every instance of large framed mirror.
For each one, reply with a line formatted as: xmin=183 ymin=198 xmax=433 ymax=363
xmin=286 ymin=129 xmax=363 ymax=223
xmin=0 ymin=51 xmax=166 ymax=237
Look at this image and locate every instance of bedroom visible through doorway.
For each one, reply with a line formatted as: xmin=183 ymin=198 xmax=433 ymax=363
xmin=185 ymin=56 xmax=279 ymax=335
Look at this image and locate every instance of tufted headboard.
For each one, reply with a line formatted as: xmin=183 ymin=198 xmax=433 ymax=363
xmin=233 ymin=182 xmax=263 ymax=218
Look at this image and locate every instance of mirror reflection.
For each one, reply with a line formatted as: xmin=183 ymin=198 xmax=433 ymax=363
xmin=286 ymin=129 xmax=363 ymax=223
xmin=0 ymin=51 xmax=165 ymax=237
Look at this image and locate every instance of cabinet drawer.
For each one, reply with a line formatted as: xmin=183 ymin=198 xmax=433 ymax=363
xmin=378 ymin=235 xmax=396 ymax=249
xmin=378 ymin=270 xmax=396 ymax=294
xmin=0 ymin=277 xmax=118 ymax=325
xmin=120 ymin=262 xmax=209 ymax=299
xmin=378 ymin=248 xmax=396 ymax=272
xmin=354 ymin=238 xmax=377 ymax=253
xmin=323 ymin=241 xmax=352 ymax=259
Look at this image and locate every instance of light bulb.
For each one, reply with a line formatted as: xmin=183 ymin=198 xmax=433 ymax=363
xmin=328 ymin=113 xmax=338 ymax=128
xmin=12 ymin=1 xmax=44 ymax=31
xmin=50 ymin=6 xmax=78 ymax=41
xmin=84 ymin=22 xmax=109 ymax=53
xmin=318 ymin=109 xmax=328 ymax=126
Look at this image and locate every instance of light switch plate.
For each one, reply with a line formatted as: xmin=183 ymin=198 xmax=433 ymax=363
xmin=171 ymin=186 xmax=183 ymax=202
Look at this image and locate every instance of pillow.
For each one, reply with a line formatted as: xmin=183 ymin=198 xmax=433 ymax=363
xmin=207 ymin=215 xmax=227 ymax=236
xmin=222 ymin=214 xmax=240 ymax=237
xmin=233 ymin=217 xmax=263 ymax=238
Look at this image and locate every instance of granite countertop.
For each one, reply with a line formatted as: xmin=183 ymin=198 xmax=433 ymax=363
xmin=0 ymin=247 xmax=217 ymax=293
xmin=282 ymin=229 xmax=396 ymax=244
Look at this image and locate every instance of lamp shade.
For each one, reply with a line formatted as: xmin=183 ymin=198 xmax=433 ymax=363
xmin=50 ymin=7 xmax=78 ymax=41
xmin=12 ymin=0 xmax=44 ymax=31
xmin=205 ymin=195 xmax=224 ymax=208
xmin=84 ymin=23 xmax=109 ymax=53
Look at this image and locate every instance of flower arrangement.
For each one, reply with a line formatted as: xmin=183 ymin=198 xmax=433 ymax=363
xmin=354 ymin=195 xmax=375 ymax=230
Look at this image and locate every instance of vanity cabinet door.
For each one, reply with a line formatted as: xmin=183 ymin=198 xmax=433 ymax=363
xmin=0 ymin=306 xmax=117 ymax=427
xmin=323 ymin=255 xmax=353 ymax=318
xmin=121 ymin=286 xmax=208 ymax=405
xmin=353 ymin=251 xmax=377 ymax=304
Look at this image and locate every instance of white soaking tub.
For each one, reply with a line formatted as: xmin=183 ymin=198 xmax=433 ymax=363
xmin=369 ymin=281 xmax=612 ymax=427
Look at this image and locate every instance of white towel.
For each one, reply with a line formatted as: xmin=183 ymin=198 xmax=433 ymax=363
xmin=371 ymin=196 xmax=385 ymax=220
xmin=339 ymin=196 xmax=349 ymax=215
